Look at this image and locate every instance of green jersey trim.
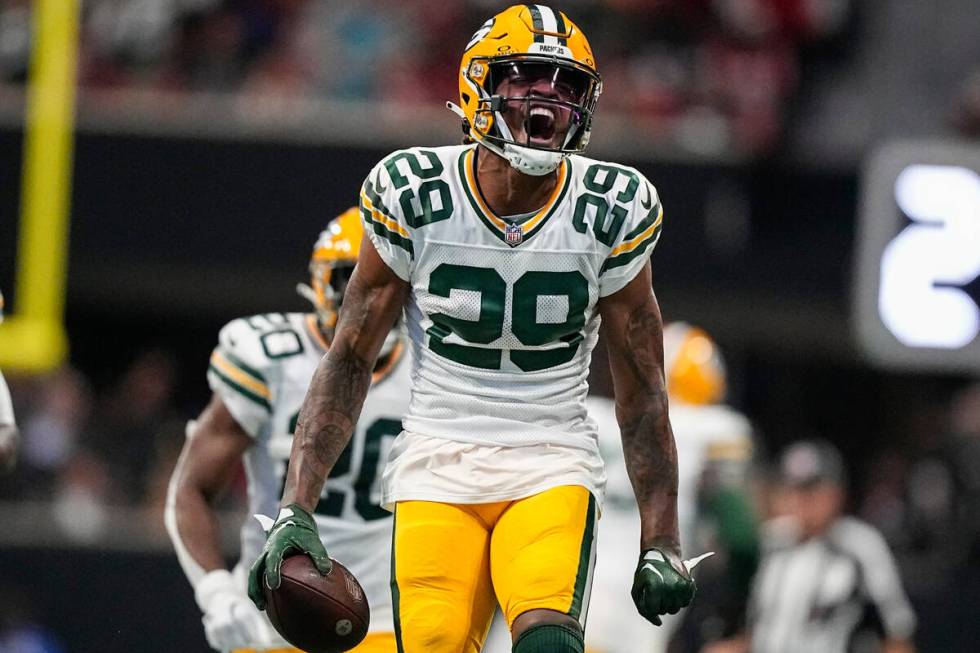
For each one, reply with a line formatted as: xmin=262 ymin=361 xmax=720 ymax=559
xmin=457 ymin=147 xmax=572 ymax=246
xmin=361 ymin=182 xmax=415 ymax=257
xmin=208 ymin=363 xmax=272 ymax=412
xmin=568 ymin=493 xmax=597 ymax=619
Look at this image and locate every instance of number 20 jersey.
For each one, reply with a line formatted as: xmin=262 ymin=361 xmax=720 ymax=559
xmin=207 ymin=312 xmax=411 ymax=637
xmin=361 ymin=143 xmax=663 ymax=464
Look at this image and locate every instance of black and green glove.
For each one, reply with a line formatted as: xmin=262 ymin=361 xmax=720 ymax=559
xmin=631 ymin=547 xmax=696 ymax=626
xmin=247 ymin=503 xmax=332 ymax=610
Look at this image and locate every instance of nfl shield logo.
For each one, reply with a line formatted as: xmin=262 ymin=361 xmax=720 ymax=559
xmin=505 ymin=224 xmax=523 ymax=246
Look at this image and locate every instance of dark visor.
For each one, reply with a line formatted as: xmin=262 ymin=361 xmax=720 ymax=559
xmin=489 ymin=61 xmax=592 ymax=102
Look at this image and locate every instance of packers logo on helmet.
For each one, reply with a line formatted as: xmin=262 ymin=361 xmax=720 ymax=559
xmin=299 ymin=207 xmax=363 ymax=329
xmin=663 ymin=323 xmax=727 ymax=406
xmin=449 ymin=4 xmax=602 ymax=176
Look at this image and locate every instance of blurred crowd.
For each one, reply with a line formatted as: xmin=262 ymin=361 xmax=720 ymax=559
xmin=0 ymin=352 xmax=190 ymax=542
xmin=855 ymin=384 xmax=980 ymax=650
xmin=0 ymin=0 xmax=854 ymax=153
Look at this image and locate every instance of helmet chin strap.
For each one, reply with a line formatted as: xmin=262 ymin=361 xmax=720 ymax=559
xmin=492 ymin=105 xmax=564 ymax=176
xmin=447 ymin=101 xmax=565 ymax=176
xmin=501 ymin=142 xmax=564 ymax=176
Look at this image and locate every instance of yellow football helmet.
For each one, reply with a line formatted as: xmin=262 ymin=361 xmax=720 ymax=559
xmin=663 ymin=322 xmax=727 ymax=405
xmin=299 ymin=207 xmax=363 ymax=329
xmin=450 ymin=4 xmax=602 ymax=176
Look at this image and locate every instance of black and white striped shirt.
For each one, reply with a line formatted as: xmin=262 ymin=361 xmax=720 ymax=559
xmin=749 ymin=516 xmax=916 ymax=653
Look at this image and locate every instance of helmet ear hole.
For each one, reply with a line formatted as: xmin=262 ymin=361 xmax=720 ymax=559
xmin=461 ymin=92 xmax=471 ymax=104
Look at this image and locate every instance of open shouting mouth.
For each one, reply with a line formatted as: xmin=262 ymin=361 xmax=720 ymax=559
xmin=524 ymin=103 xmax=562 ymax=147
xmin=528 ymin=105 xmax=557 ymax=144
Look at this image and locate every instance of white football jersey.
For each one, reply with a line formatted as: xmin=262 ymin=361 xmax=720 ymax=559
xmin=585 ymin=394 xmax=753 ymax=653
xmin=207 ymin=312 xmax=411 ymax=639
xmin=362 ymin=144 xmax=663 ymax=503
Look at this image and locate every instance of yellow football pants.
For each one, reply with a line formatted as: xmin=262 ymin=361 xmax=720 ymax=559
xmin=233 ymin=631 xmax=397 ymax=653
xmin=391 ymin=485 xmax=597 ymax=652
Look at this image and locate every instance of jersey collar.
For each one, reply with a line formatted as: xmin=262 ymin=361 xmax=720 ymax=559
xmin=458 ymin=146 xmax=572 ymax=247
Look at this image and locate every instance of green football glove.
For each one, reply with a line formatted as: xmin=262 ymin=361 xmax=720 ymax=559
xmin=247 ymin=503 xmax=332 ymax=610
xmin=631 ymin=547 xmax=696 ymax=626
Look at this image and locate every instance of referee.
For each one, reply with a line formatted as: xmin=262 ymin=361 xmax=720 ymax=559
xmin=704 ymin=440 xmax=916 ymax=653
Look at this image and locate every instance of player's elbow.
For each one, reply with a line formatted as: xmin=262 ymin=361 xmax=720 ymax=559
xmin=164 ymin=459 xmax=209 ymax=544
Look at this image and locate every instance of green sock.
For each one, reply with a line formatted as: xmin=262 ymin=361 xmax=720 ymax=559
xmin=512 ymin=624 xmax=584 ymax=653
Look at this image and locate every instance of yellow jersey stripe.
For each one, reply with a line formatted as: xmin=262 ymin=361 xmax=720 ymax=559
xmin=360 ymin=192 xmax=411 ymax=238
xmin=609 ymin=207 xmax=663 ymax=256
xmin=209 ymin=350 xmax=271 ymax=400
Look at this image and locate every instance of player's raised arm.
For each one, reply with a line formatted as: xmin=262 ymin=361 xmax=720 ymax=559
xmin=598 ymin=261 xmax=695 ymax=625
xmin=247 ymin=235 xmax=409 ymax=607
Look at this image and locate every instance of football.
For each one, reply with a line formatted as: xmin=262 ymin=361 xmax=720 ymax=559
xmin=264 ymin=556 xmax=370 ymax=653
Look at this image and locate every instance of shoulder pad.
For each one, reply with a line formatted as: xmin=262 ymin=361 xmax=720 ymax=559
xmin=360 ymin=147 xmax=461 ymax=280
xmin=584 ymin=161 xmax=662 ymax=296
xmin=208 ymin=315 xmax=283 ymax=408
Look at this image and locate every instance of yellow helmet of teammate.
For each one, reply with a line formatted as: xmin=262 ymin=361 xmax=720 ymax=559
xmin=663 ymin=322 xmax=727 ymax=405
xmin=449 ymin=4 xmax=602 ymax=176
xmin=299 ymin=207 xmax=363 ymax=329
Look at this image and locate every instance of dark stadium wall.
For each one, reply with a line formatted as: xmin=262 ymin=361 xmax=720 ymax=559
xmin=1 ymin=127 xmax=856 ymax=328
xmin=0 ymin=546 xmax=211 ymax=652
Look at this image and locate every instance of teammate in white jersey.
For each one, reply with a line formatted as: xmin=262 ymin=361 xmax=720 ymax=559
xmin=0 ymin=291 xmax=19 ymax=472
xmin=586 ymin=324 xmax=757 ymax=653
xmin=166 ymin=209 xmax=410 ymax=653
xmin=249 ymin=6 xmax=695 ymax=653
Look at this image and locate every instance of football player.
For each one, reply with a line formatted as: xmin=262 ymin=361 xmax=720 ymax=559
xmin=249 ymin=6 xmax=695 ymax=653
xmin=586 ymin=324 xmax=757 ymax=653
xmin=0 ymin=291 xmax=19 ymax=473
xmin=166 ymin=209 xmax=409 ymax=653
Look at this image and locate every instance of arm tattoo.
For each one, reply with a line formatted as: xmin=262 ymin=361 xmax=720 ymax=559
xmin=283 ymin=343 xmax=372 ymax=509
xmin=281 ymin=280 xmax=382 ymax=510
xmin=618 ymin=301 xmax=680 ymax=552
